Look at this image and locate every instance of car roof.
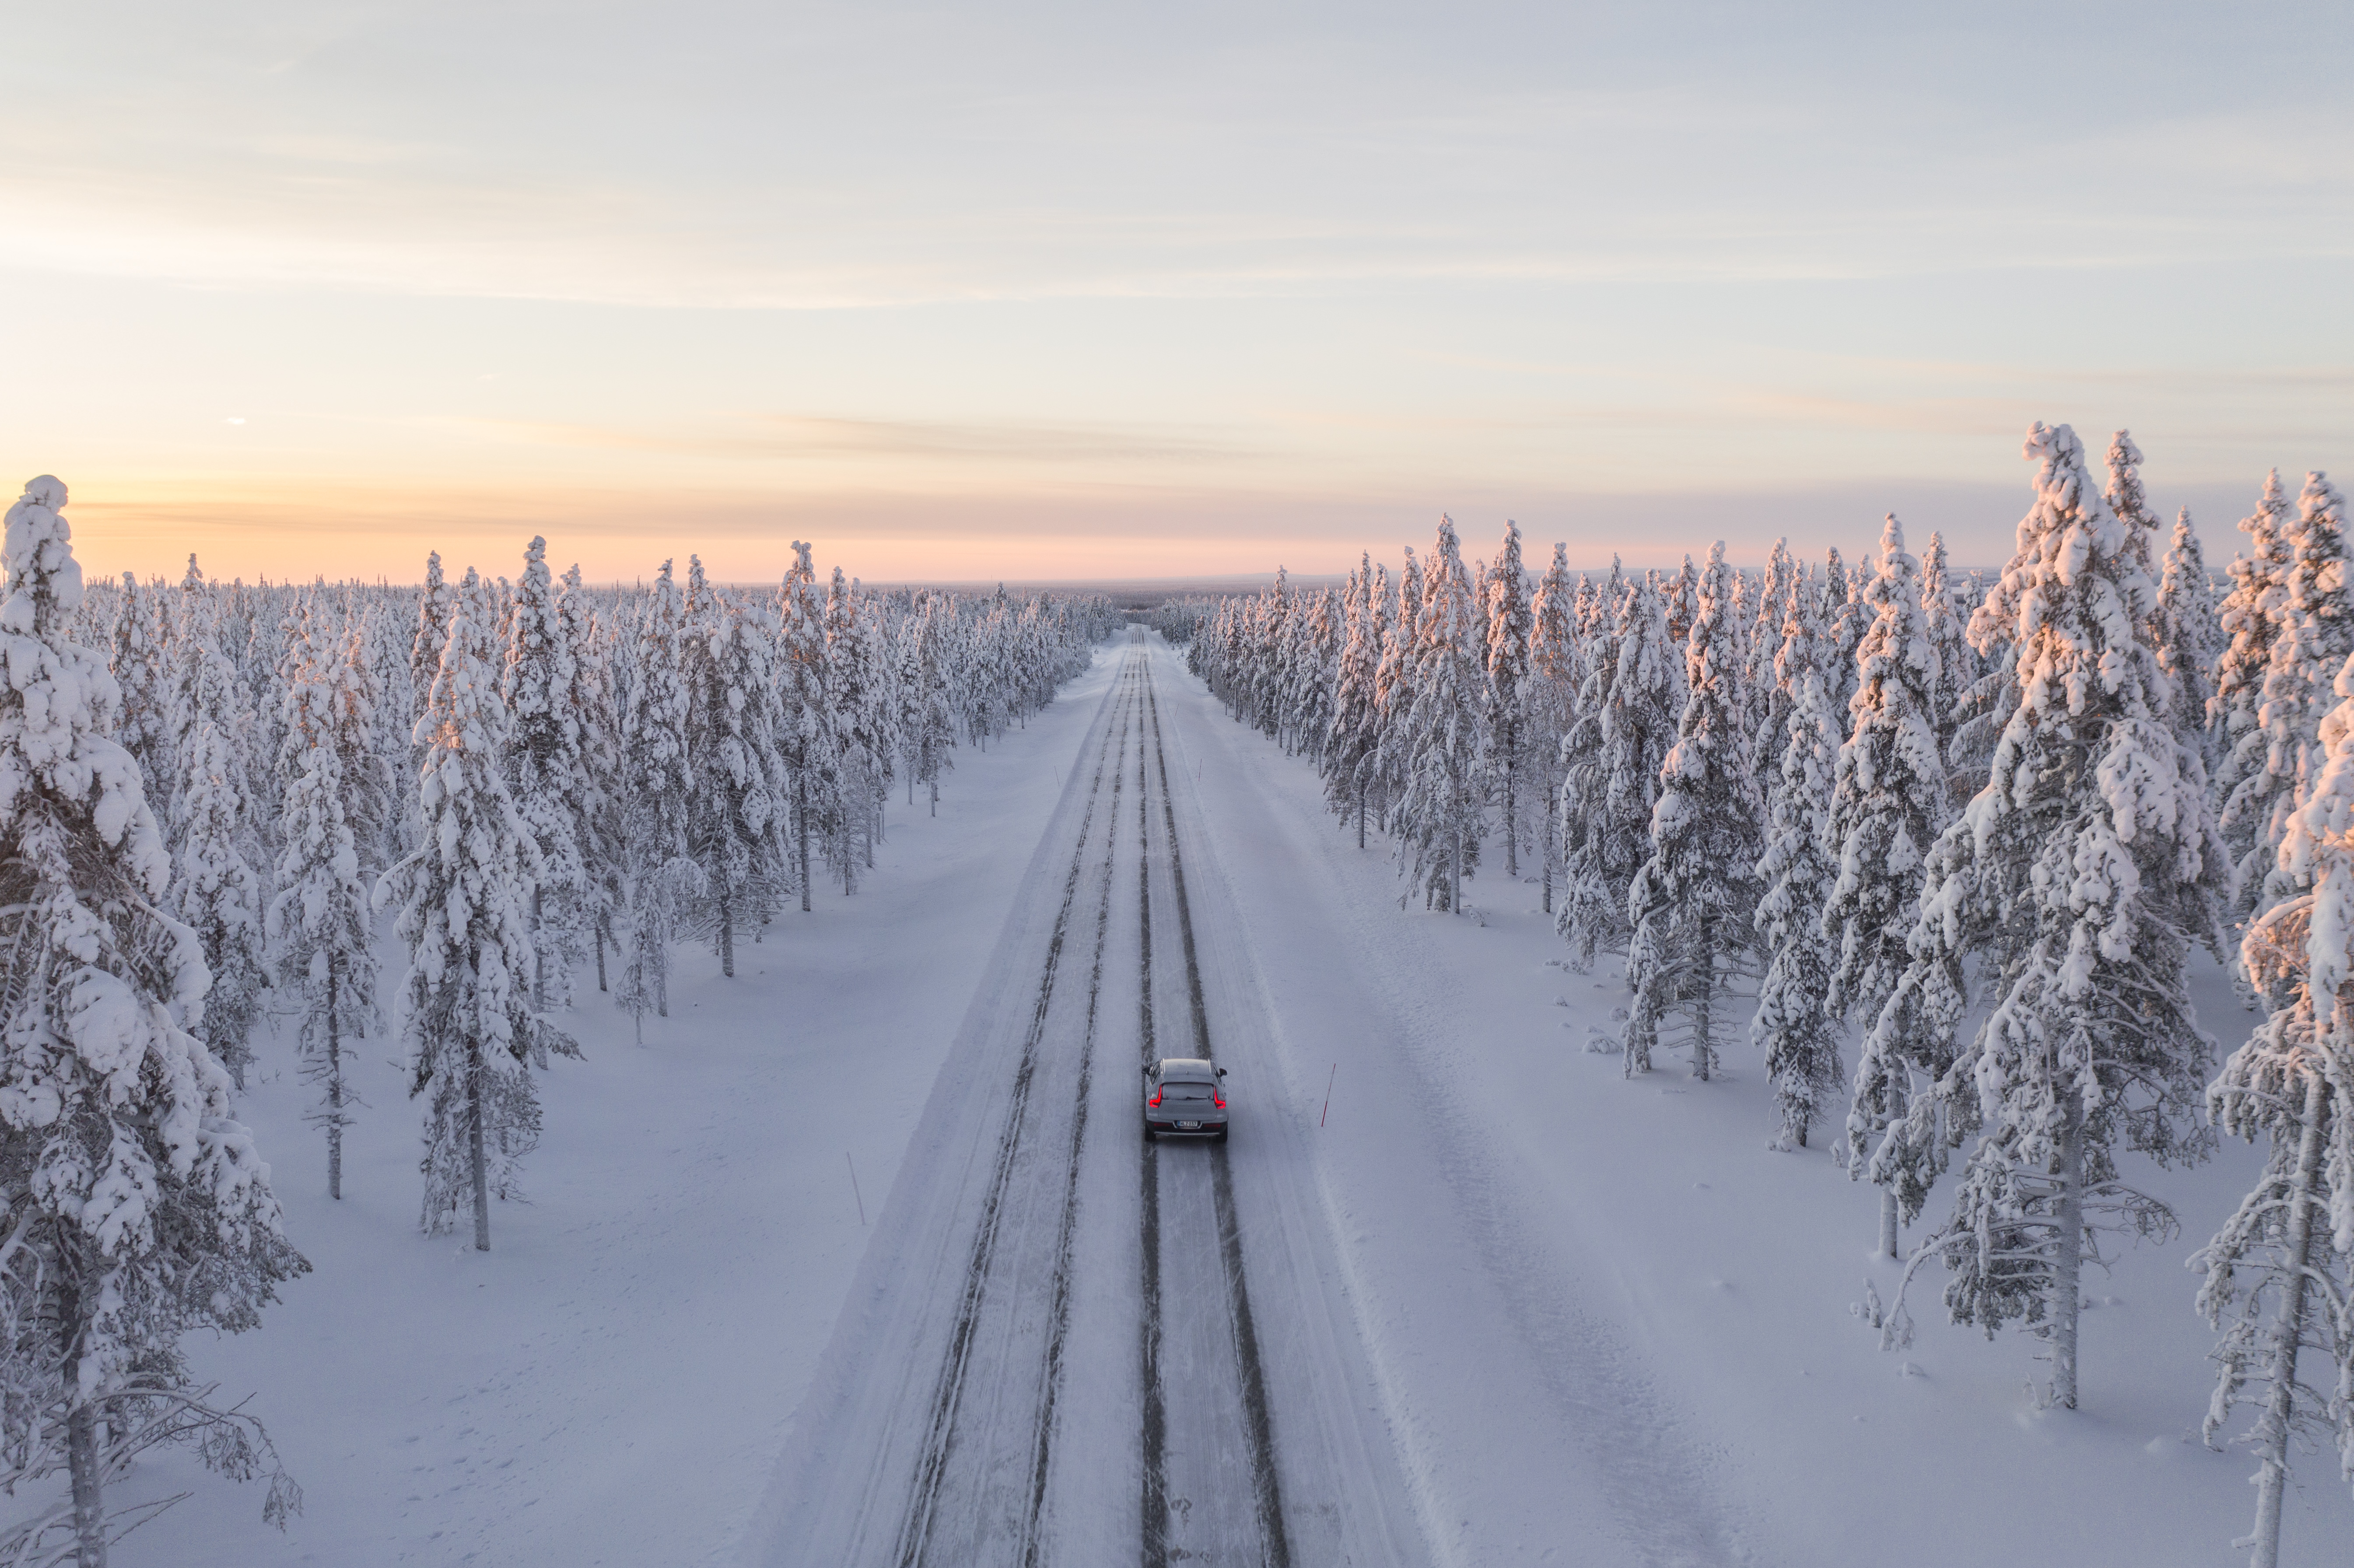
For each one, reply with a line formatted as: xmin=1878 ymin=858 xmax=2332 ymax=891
xmin=1154 ymin=1057 xmax=1216 ymax=1078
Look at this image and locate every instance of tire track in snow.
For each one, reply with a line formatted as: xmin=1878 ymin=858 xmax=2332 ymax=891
xmin=1016 ymin=668 xmax=1130 ymax=1568
xmin=894 ymin=656 xmax=1137 ymax=1568
xmin=1143 ymin=664 xmax=1291 ymax=1568
xmin=1135 ymin=659 xmax=1170 ymax=1568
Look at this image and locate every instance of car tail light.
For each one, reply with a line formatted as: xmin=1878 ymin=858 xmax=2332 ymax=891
xmin=1149 ymin=1087 xmax=1162 ymax=1107
xmin=1213 ymin=1090 xmax=1226 ymax=1110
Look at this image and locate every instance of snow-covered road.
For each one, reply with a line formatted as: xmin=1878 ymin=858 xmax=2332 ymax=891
xmin=747 ymin=636 xmax=1428 ymax=1567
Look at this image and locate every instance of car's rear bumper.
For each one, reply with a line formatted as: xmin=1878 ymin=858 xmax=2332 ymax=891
xmin=1146 ymin=1120 xmax=1227 ymax=1136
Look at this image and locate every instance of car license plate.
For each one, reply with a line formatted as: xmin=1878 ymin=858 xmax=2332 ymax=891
xmin=1177 ymin=1120 xmax=1201 ymax=1130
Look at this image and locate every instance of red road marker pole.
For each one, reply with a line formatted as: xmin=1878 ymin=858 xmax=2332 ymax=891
xmin=1321 ymin=1063 xmax=1337 ymax=1128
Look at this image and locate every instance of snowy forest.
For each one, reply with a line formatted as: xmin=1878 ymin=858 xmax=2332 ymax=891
xmin=1163 ymin=424 xmax=2354 ymax=1567
xmin=0 ymin=472 xmax=1118 ymax=1566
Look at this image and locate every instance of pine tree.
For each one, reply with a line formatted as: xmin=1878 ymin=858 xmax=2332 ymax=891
xmin=1391 ymin=519 xmax=1486 ymax=912
xmin=1825 ymin=516 xmax=1951 ymax=1253
xmin=501 ymin=537 xmax=590 ymax=1009
xmin=270 ymin=603 xmax=377 ymax=1200
xmin=379 ymin=567 xmax=576 ymax=1247
xmin=1747 ymin=540 xmax=1802 ymax=788
xmin=408 ymin=550 xmax=452 ymax=731
xmin=1820 ymin=548 xmax=1863 ymax=732
xmin=1525 ymin=543 xmax=1580 ymax=912
xmin=2197 ymin=644 xmax=2354 ymax=1568
xmin=0 ymin=477 xmax=303 ymax=1562
xmin=823 ymin=569 xmax=886 ymax=891
xmin=2252 ymin=473 xmax=2352 ymax=918
xmin=2154 ymin=508 xmax=2224 ymax=773
xmin=1751 ymin=572 xmax=1843 ymax=1147
xmin=909 ymin=597 xmax=957 ymax=816
xmin=1624 ymin=542 xmax=1760 ymax=1078
xmin=106 ymin=573 xmax=172 ymax=802
xmin=681 ymin=560 xmax=792 ymax=975
xmin=169 ymin=645 xmax=271 ymax=1090
xmin=1557 ymin=567 xmax=1678 ymax=970
xmin=1873 ymin=424 xmax=2225 ymax=1410
xmin=2216 ymin=472 xmax=2299 ymax=927
xmin=1919 ymin=530 xmax=1972 ymax=765
xmin=1323 ymin=555 xmax=1384 ymax=849
xmin=1371 ymin=549 xmax=1423 ymax=835
xmin=774 ymin=544 xmax=841 ymax=916
xmin=615 ymin=561 xmax=698 ymax=1036
xmin=1484 ymin=522 xmax=1534 ymax=878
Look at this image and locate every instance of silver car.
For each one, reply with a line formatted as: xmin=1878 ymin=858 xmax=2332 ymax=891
xmin=1142 ymin=1058 xmax=1229 ymax=1141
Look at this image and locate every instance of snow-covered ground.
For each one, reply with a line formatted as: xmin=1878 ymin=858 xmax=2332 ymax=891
xmin=121 ymin=631 xmax=2350 ymax=1566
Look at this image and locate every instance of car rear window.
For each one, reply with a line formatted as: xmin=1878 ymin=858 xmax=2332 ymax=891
xmin=1163 ymin=1083 xmax=1214 ymax=1099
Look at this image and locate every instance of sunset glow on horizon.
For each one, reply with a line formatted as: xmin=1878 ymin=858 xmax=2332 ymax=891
xmin=6 ymin=2 xmax=2347 ymax=586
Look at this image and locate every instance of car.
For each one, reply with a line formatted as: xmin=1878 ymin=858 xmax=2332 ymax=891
xmin=1142 ymin=1057 xmax=1229 ymax=1141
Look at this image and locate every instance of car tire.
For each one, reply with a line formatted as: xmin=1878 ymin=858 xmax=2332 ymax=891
xmin=1212 ymin=1128 xmax=1229 ymax=1144
xmin=1142 ymin=1122 xmax=1154 ymax=1142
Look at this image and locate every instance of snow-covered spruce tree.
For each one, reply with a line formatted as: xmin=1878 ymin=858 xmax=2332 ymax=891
xmin=501 ymin=537 xmax=590 ymax=1009
xmin=326 ymin=615 xmax=393 ymax=888
xmin=1826 ymin=516 xmax=1950 ymax=1253
xmin=169 ymin=645 xmax=271 ymax=1090
xmin=908 ymin=597 xmax=957 ymax=816
xmin=823 ymin=568 xmax=884 ymax=890
xmin=1558 ymin=567 xmax=1679 ymax=970
xmin=1751 ymin=572 xmax=1844 ymax=1147
xmin=1370 ymin=548 xmax=1423 ymax=834
xmin=1746 ymin=539 xmax=1802 ymax=789
xmin=106 ymin=572 xmax=172 ymax=802
xmin=2214 ymin=472 xmax=2299 ymax=926
xmin=269 ymin=603 xmax=376 ymax=1200
xmin=1484 ymin=521 xmax=1534 ymax=878
xmin=774 ymin=544 xmax=841 ymax=915
xmin=2154 ymin=508 xmax=2223 ymax=773
xmin=408 ymin=550 xmax=452 ymax=730
xmin=615 ymin=561 xmax=699 ymax=1036
xmin=1819 ymin=548 xmax=1863 ymax=733
xmin=682 ymin=561 xmax=792 ymax=976
xmin=1625 ymin=542 xmax=1762 ymax=1079
xmin=1874 ymin=424 xmax=2225 ymax=1410
xmin=1391 ymin=520 xmax=1487 ymax=912
xmin=1919 ymin=530 xmax=1972 ymax=766
xmin=378 ymin=566 xmax=576 ymax=1248
xmin=359 ymin=599 xmax=418 ymax=862
xmin=563 ymin=570 xmax=627 ymax=993
xmin=0 ymin=477 xmax=303 ymax=1563
xmin=2252 ymin=473 xmax=2351 ymax=917
xmin=1663 ymin=552 xmax=1698 ymax=644
xmin=1525 ymin=543 xmax=1580 ymax=913
xmin=2196 ymin=646 xmax=2354 ymax=1568
xmin=1323 ymin=555 xmax=1384 ymax=848
xmin=1825 ymin=514 xmax=1948 ymax=1021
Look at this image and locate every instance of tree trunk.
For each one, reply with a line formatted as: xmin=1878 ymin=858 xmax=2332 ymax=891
xmin=930 ymin=777 xmax=939 ymax=818
xmin=2249 ymin=1073 xmax=2329 ymax=1568
xmin=1878 ymin=1189 xmax=1900 ymax=1261
xmin=468 ymin=1053 xmax=491 ymax=1252
xmin=797 ymin=778 xmax=813 ymax=913
xmin=2050 ymin=1093 xmax=2085 ymax=1410
xmin=68 ymin=1398 xmax=106 ymax=1568
xmin=1690 ymin=941 xmax=1713 ymax=1082
xmin=594 ymin=914 xmax=609 ymax=993
xmin=1356 ymin=781 xmax=1366 ymax=850
xmin=326 ymin=956 xmax=343 ymax=1201
xmin=531 ymin=885 xmax=547 ymax=1010
xmin=718 ymin=889 xmax=735 ymax=980
xmin=1503 ymin=752 xmax=1518 ymax=877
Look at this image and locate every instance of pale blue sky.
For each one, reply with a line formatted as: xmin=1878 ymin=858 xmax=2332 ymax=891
xmin=3 ymin=1 xmax=2346 ymax=581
